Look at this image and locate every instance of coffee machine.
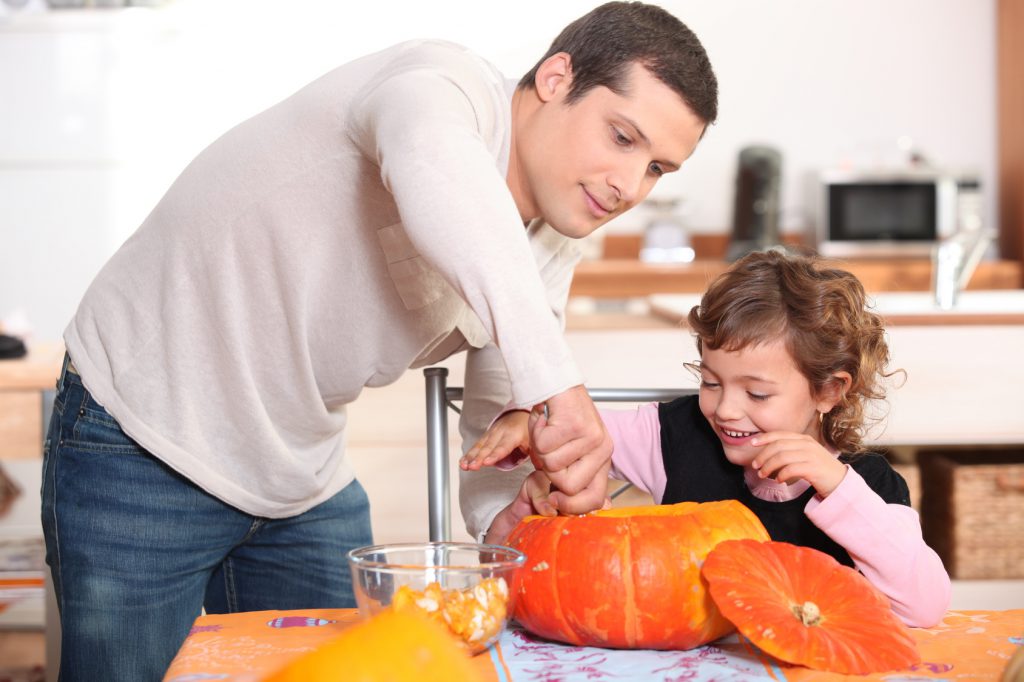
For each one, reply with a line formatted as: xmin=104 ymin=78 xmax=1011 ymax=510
xmin=726 ymin=145 xmax=782 ymax=261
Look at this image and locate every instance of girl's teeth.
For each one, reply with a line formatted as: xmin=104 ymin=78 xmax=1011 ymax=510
xmin=723 ymin=429 xmax=754 ymax=438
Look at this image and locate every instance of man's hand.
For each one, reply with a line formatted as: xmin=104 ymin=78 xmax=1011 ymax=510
xmin=528 ymin=385 xmax=612 ymax=514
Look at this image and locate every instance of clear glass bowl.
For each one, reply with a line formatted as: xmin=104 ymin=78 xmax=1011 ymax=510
xmin=347 ymin=542 xmax=525 ymax=653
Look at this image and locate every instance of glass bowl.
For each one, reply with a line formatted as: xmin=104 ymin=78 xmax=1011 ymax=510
xmin=347 ymin=542 xmax=525 ymax=653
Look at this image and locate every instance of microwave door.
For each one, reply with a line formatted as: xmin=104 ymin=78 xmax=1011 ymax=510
xmin=829 ymin=182 xmax=938 ymax=243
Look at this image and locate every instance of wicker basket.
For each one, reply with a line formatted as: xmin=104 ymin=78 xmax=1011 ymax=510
xmin=918 ymin=449 xmax=1024 ymax=579
xmin=890 ymin=462 xmax=920 ymax=512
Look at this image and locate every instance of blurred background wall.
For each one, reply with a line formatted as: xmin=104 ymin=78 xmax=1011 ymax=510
xmin=0 ymin=0 xmax=996 ymax=341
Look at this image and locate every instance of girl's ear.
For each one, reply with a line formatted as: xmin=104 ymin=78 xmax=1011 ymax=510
xmin=816 ymin=371 xmax=852 ymax=414
xmin=533 ymin=52 xmax=572 ymax=103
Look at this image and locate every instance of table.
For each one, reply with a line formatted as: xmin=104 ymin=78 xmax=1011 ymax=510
xmin=163 ymin=608 xmax=1024 ymax=681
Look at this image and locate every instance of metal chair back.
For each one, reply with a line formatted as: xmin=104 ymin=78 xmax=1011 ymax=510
xmin=424 ymin=367 xmax=696 ymax=541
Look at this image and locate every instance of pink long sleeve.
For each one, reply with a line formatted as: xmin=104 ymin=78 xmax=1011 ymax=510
xmin=601 ymin=403 xmax=951 ymax=628
xmin=806 ymin=468 xmax=951 ymax=627
xmin=602 ymin=404 xmax=668 ymax=503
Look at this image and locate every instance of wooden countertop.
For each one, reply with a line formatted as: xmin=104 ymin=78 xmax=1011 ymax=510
xmin=648 ymin=292 xmax=1024 ymax=327
xmin=0 ymin=342 xmax=64 ymax=391
xmin=568 ymin=258 xmax=1023 ymax=298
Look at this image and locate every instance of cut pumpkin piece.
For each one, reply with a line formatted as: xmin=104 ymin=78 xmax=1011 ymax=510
xmin=702 ymin=539 xmax=920 ymax=674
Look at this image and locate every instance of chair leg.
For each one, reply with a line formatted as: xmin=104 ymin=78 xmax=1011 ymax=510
xmin=424 ymin=368 xmax=452 ymax=542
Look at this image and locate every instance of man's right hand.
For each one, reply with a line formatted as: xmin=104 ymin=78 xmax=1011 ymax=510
xmin=528 ymin=385 xmax=613 ymax=515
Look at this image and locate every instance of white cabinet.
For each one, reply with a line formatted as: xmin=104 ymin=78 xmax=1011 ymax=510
xmin=0 ymin=9 xmax=186 ymax=341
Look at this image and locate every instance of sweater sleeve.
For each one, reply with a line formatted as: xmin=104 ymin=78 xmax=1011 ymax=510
xmin=457 ymin=224 xmax=581 ymax=540
xmin=351 ymin=61 xmax=583 ymax=408
xmin=604 ymin=403 xmax=668 ymax=504
xmin=805 ymin=467 xmax=951 ymax=627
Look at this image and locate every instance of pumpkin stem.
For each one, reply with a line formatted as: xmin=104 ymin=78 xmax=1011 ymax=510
xmin=791 ymin=600 xmax=822 ymax=627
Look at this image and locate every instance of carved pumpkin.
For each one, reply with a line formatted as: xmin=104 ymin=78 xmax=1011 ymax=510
xmin=702 ymin=539 xmax=920 ymax=674
xmin=505 ymin=499 xmax=771 ymax=649
xmin=263 ymin=609 xmax=485 ymax=682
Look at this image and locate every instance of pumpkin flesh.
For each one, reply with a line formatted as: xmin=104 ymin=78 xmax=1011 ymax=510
xmin=506 ymin=500 xmax=771 ymax=650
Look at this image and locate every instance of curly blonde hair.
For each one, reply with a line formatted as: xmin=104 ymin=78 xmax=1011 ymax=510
xmin=686 ymin=249 xmax=898 ymax=454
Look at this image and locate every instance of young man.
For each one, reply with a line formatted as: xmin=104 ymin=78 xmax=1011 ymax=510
xmin=44 ymin=2 xmax=717 ymax=678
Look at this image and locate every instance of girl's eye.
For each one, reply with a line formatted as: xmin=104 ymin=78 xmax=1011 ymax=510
xmin=748 ymin=392 xmax=770 ymax=401
xmin=700 ymin=380 xmax=720 ymax=390
xmin=648 ymin=162 xmax=665 ymax=177
xmin=612 ymin=127 xmax=632 ymax=146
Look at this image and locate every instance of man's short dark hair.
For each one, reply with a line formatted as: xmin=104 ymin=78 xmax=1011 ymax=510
xmin=518 ymin=1 xmax=718 ymax=126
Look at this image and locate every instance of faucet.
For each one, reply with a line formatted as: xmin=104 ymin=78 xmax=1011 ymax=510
xmin=932 ymin=227 xmax=997 ymax=309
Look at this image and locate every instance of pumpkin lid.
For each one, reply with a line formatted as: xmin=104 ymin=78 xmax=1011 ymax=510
xmin=702 ymin=539 xmax=920 ymax=675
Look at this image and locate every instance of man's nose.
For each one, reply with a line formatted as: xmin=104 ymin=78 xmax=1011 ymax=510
xmin=610 ymin=162 xmax=649 ymax=207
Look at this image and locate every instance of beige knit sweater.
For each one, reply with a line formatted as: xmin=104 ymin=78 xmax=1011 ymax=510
xmin=65 ymin=40 xmax=583 ymax=519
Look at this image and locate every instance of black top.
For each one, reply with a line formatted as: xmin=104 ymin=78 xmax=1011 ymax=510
xmin=658 ymin=395 xmax=910 ymax=568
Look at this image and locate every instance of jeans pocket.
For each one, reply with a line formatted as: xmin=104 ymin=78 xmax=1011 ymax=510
xmin=69 ymin=391 xmax=144 ymax=453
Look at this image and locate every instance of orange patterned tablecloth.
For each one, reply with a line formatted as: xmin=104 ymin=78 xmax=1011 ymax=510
xmin=164 ymin=608 xmax=1024 ymax=681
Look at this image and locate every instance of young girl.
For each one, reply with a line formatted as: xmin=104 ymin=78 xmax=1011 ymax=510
xmin=461 ymin=249 xmax=951 ymax=628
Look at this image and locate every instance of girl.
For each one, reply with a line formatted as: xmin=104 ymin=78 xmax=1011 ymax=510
xmin=461 ymin=249 xmax=950 ymax=628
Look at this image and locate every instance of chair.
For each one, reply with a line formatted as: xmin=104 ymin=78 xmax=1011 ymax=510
xmin=423 ymin=367 xmax=696 ymax=542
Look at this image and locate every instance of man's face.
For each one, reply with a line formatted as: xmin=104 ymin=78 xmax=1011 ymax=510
xmin=516 ymin=61 xmax=706 ymax=239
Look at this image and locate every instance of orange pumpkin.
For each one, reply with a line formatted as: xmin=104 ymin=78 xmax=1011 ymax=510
xmin=262 ymin=609 xmax=485 ymax=682
xmin=701 ymin=539 xmax=920 ymax=674
xmin=505 ymin=500 xmax=770 ymax=649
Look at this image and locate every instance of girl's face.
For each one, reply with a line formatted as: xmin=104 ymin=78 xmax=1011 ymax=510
xmin=697 ymin=339 xmax=838 ymax=468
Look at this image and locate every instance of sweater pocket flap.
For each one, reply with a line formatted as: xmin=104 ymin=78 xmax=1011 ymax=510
xmin=376 ymin=224 xmax=447 ymax=310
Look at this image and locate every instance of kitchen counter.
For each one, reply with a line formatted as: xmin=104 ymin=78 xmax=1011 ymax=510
xmin=649 ymin=290 xmax=1024 ymax=327
xmin=568 ymin=258 xmax=1023 ymax=299
xmin=0 ymin=342 xmax=63 ymax=459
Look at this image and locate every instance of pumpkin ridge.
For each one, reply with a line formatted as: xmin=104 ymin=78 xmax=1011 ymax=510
xmin=622 ymin=518 xmax=637 ymax=647
xmin=543 ymin=516 xmax=575 ymax=643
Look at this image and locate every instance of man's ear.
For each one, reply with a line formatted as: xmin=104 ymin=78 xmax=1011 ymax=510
xmin=816 ymin=371 xmax=852 ymax=414
xmin=533 ymin=52 xmax=572 ymax=103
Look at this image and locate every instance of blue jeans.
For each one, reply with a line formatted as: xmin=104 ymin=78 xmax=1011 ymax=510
xmin=41 ymin=356 xmax=373 ymax=682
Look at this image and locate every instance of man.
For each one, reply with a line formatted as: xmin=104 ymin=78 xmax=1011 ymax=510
xmin=43 ymin=2 xmax=717 ymax=679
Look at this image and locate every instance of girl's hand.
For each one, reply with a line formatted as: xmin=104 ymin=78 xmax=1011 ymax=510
xmin=460 ymin=410 xmax=531 ymax=471
xmin=750 ymin=431 xmax=848 ymax=497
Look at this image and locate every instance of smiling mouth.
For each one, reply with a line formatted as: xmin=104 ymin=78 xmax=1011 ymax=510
xmin=721 ymin=428 xmax=758 ymax=439
xmin=582 ymin=187 xmax=611 ymax=217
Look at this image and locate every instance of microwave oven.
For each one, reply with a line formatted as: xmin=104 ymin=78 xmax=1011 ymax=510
xmin=813 ymin=169 xmax=982 ymax=257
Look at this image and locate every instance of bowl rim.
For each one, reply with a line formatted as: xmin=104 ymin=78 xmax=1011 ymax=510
xmin=347 ymin=541 xmax=525 ymax=571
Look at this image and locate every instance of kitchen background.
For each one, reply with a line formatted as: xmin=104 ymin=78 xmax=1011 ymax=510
xmin=0 ymin=0 xmax=998 ymax=342
xmin=0 ymin=3 xmax=1021 ymax=674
